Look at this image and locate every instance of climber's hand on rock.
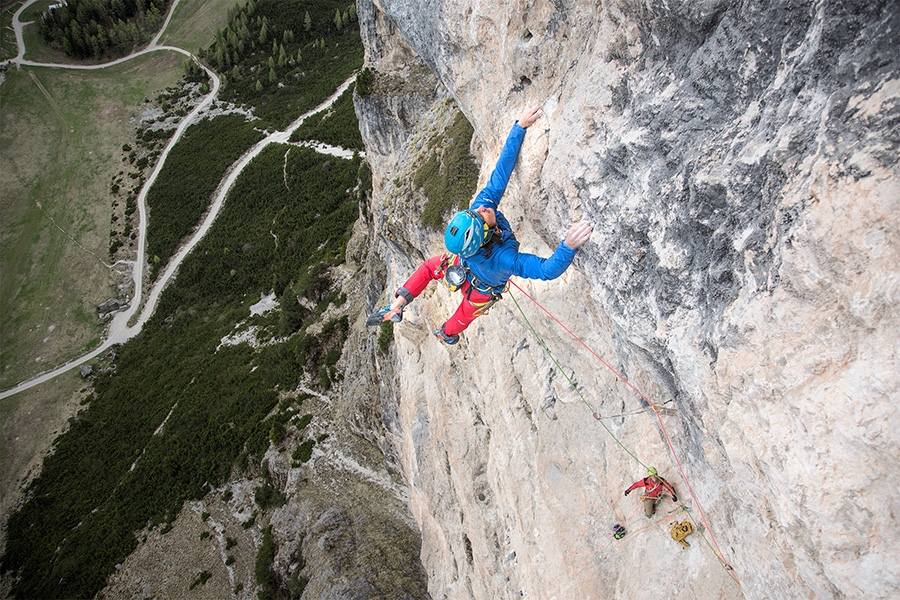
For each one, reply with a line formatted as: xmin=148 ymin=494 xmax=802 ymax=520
xmin=564 ymin=221 xmax=593 ymax=249
xmin=518 ymin=105 xmax=543 ymax=128
xmin=624 ymin=489 xmax=631 ymax=497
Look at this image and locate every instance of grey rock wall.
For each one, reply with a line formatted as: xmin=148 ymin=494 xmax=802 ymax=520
xmin=352 ymin=0 xmax=899 ymax=598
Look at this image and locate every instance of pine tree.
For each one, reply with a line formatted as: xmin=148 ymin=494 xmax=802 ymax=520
xmin=303 ymin=10 xmax=311 ymax=32
xmin=215 ymin=45 xmax=226 ymax=68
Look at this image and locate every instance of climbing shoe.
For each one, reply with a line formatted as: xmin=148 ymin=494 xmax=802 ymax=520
xmin=433 ymin=326 xmax=460 ymax=345
xmin=366 ymin=305 xmax=403 ymax=326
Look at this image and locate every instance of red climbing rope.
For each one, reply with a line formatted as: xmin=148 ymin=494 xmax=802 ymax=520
xmin=508 ymin=279 xmax=739 ymax=584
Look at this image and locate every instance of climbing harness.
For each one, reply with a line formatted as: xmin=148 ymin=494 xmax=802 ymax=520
xmin=438 ymin=253 xmax=507 ymax=317
xmin=670 ymin=521 xmax=694 ymax=548
xmin=467 ymin=276 xmax=506 ymax=317
xmin=467 ymin=270 xmax=508 ymax=297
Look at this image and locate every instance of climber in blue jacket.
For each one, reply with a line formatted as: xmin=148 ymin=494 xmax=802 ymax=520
xmin=367 ymin=105 xmax=593 ymax=344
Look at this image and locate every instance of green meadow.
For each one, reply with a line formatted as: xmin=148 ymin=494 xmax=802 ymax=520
xmin=0 ymin=52 xmax=186 ymax=389
xmin=157 ymin=0 xmax=246 ymax=52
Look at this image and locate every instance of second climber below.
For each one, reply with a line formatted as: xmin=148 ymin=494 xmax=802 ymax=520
xmin=625 ymin=467 xmax=679 ymax=518
xmin=366 ymin=105 xmax=594 ymax=345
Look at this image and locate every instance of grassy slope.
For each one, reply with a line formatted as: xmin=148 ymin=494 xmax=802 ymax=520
xmin=157 ymin=0 xmax=245 ymax=53
xmin=0 ymin=53 xmax=184 ymax=389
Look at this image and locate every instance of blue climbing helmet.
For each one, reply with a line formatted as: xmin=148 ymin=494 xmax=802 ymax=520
xmin=444 ymin=209 xmax=488 ymax=258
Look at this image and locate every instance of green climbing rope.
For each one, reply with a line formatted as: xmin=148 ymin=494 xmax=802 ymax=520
xmin=508 ymin=289 xmax=648 ymax=469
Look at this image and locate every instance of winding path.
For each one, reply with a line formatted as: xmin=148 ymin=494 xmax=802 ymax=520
xmin=1 ymin=0 xmax=357 ymax=399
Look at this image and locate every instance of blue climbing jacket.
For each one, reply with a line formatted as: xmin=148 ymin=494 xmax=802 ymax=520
xmin=462 ymin=122 xmax=578 ymax=290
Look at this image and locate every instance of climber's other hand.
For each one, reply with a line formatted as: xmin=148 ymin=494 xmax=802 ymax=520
xmin=565 ymin=221 xmax=593 ymax=249
xmin=518 ymin=105 xmax=543 ymax=128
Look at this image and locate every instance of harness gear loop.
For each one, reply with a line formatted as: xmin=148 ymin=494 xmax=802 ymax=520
xmin=466 ymin=268 xmax=508 ymax=295
xmin=670 ymin=521 xmax=693 ymax=548
xmin=465 ymin=276 xmax=506 ymax=317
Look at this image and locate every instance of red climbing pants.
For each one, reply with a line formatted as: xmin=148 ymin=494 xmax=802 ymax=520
xmin=400 ymin=255 xmax=497 ymax=336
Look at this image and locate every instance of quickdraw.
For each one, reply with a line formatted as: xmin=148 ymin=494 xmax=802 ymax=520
xmin=592 ymin=399 xmax=675 ymax=421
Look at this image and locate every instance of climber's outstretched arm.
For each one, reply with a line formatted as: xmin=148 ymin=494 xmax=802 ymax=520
xmin=473 ymin=105 xmax=543 ymax=210
xmin=503 ymin=221 xmax=592 ymax=281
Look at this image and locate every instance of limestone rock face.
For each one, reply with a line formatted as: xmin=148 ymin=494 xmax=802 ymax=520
xmin=352 ymin=0 xmax=899 ymax=598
